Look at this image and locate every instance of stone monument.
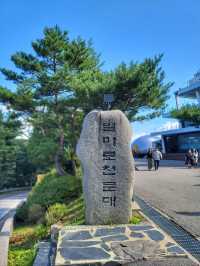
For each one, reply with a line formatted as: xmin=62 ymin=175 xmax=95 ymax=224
xmin=55 ymin=110 xmax=191 ymax=266
xmin=76 ymin=110 xmax=134 ymax=225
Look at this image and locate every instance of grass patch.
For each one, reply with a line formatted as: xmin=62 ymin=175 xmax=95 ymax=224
xmin=130 ymin=211 xmax=144 ymax=224
xmin=8 ymin=247 xmax=36 ymax=266
xmin=8 ymin=224 xmax=49 ymax=266
xmin=62 ymin=196 xmax=85 ymax=225
xmin=46 ymin=195 xmax=85 ymax=226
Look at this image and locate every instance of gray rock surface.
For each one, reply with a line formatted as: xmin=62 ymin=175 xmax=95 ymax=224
xmin=76 ymin=110 xmax=134 ymax=225
xmin=145 ymin=230 xmax=165 ymax=242
xmin=62 ymin=230 xmax=92 ymax=240
xmin=111 ymin=240 xmax=162 ymax=261
xmin=55 ymin=224 xmax=193 ymax=266
xmin=95 ymin=227 xmax=126 ymax=237
xmin=59 ymin=246 xmax=110 ymax=260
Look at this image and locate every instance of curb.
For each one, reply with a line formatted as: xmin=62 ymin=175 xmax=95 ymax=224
xmin=33 ymin=242 xmax=51 ymax=266
xmin=0 ymin=211 xmax=15 ymax=266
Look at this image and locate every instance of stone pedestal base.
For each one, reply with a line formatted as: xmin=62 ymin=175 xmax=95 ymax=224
xmin=55 ymin=222 xmax=190 ymax=266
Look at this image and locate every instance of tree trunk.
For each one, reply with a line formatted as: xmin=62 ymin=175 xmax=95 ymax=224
xmin=70 ymin=112 xmax=77 ymax=176
xmin=70 ymin=151 xmax=77 ymax=176
xmin=55 ymin=131 xmax=66 ymax=176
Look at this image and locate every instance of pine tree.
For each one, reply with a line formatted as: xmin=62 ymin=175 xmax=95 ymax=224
xmin=0 ymin=112 xmax=20 ymax=188
xmin=0 ymin=26 xmax=172 ymax=176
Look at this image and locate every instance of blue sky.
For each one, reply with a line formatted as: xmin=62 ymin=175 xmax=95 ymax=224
xmin=1 ymin=0 xmax=200 ymax=138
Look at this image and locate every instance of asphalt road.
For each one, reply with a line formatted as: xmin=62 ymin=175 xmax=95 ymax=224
xmin=0 ymin=191 xmax=28 ymax=222
xmin=135 ymin=159 xmax=200 ymax=238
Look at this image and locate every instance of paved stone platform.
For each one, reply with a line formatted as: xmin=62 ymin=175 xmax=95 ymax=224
xmin=55 ymin=222 xmax=192 ymax=265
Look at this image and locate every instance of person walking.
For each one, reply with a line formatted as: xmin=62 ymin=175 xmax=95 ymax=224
xmin=192 ymin=149 xmax=199 ymax=167
xmin=152 ymin=148 xmax=162 ymax=170
xmin=146 ymin=148 xmax=153 ymax=170
xmin=185 ymin=149 xmax=193 ymax=168
xmin=195 ymin=149 xmax=199 ymax=166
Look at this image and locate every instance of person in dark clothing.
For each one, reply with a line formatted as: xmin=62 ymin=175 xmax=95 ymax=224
xmin=185 ymin=149 xmax=193 ymax=168
xmin=146 ymin=148 xmax=153 ymax=170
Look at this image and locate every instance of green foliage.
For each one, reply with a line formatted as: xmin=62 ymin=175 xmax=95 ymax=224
xmin=45 ymin=196 xmax=85 ymax=226
xmin=10 ymin=224 xmax=48 ymax=248
xmin=0 ymin=112 xmax=34 ymax=189
xmin=15 ymin=140 xmax=36 ymax=186
xmin=16 ymin=171 xmax=82 ymax=223
xmin=73 ymin=56 xmax=172 ymax=121
xmin=15 ymin=203 xmax=29 ymax=222
xmin=170 ymin=104 xmax=200 ymax=125
xmin=62 ymin=196 xmax=85 ymax=225
xmin=27 ymin=132 xmax=57 ymax=172
xmin=28 ymin=204 xmax=45 ymax=224
xmin=28 ymin=172 xmax=82 ymax=208
xmin=45 ymin=203 xmax=69 ymax=226
xmin=129 ymin=215 xmax=142 ymax=224
xmin=0 ymin=112 xmax=19 ymax=188
xmin=9 ymin=196 xmax=85 ymax=265
xmin=8 ymin=248 xmax=36 ymax=266
xmin=8 ymin=224 xmax=48 ymax=266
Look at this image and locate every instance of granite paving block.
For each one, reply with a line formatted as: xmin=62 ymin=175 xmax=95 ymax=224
xmin=128 ymin=225 xmax=153 ymax=231
xmin=62 ymin=230 xmax=92 ymax=240
xmin=130 ymin=232 xmax=145 ymax=238
xmin=59 ymin=240 xmax=101 ymax=247
xmin=101 ymin=234 xmax=129 ymax=242
xmin=167 ymin=246 xmax=185 ymax=254
xmin=95 ymin=227 xmax=126 ymax=237
xmin=59 ymin=247 xmax=110 ymax=260
xmin=145 ymin=230 xmax=165 ymax=241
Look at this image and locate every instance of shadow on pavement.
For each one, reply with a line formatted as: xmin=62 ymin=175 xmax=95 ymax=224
xmin=135 ymin=162 xmax=186 ymax=168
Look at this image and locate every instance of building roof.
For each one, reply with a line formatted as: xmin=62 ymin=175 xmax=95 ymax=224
xmin=176 ymin=71 xmax=200 ymax=98
xmin=156 ymin=126 xmax=200 ymax=136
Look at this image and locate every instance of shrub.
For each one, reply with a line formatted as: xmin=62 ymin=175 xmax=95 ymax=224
xmin=16 ymin=171 xmax=82 ymax=223
xmin=45 ymin=203 xmax=68 ymax=226
xmin=10 ymin=224 xmax=48 ymax=247
xmin=28 ymin=204 xmax=45 ymax=224
xmin=8 ymin=247 xmax=36 ymax=266
xmin=15 ymin=203 xmax=29 ymax=222
xmin=28 ymin=172 xmax=82 ymax=208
